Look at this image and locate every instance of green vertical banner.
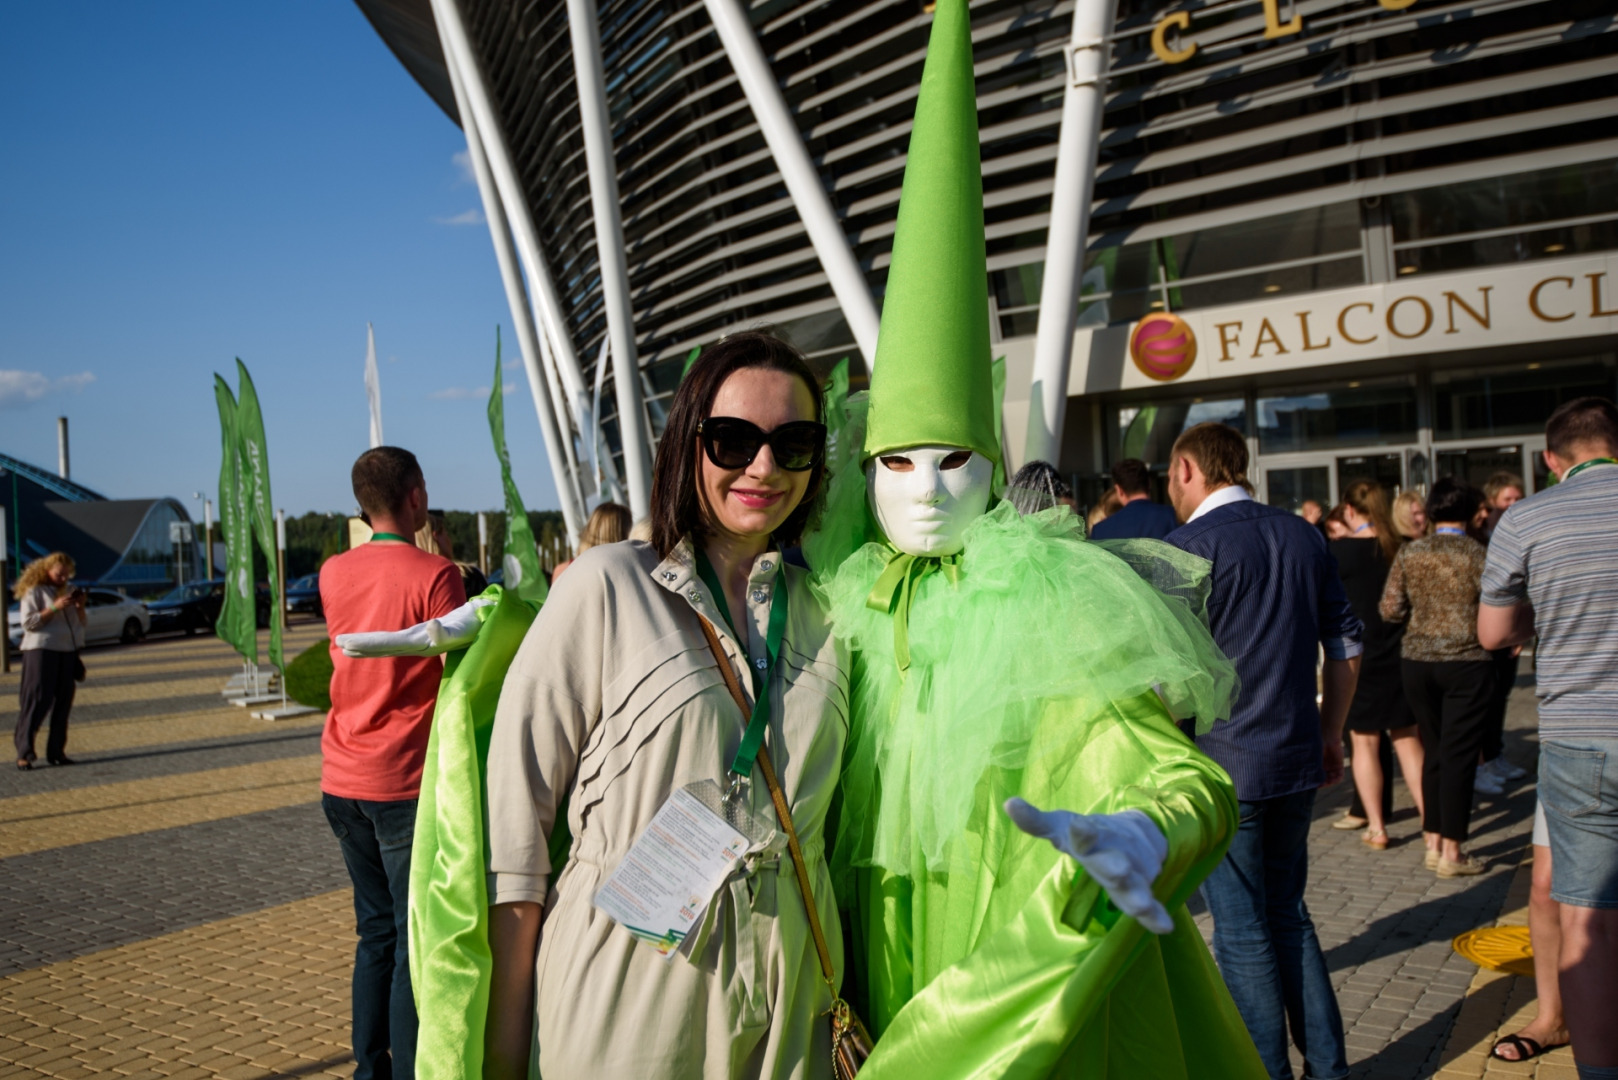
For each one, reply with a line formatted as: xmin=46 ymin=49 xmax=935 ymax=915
xmin=488 ymin=331 xmax=548 ymax=605
xmin=213 ymin=376 xmax=257 ymax=665
xmin=234 ymin=359 xmax=283 ymax=674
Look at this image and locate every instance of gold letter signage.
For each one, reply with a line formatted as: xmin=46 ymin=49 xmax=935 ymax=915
xmin=1150 ymin=0 xmax=1415 ymax=64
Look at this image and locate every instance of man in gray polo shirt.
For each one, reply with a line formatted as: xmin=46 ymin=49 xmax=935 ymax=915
xmin=1480 ymin=396 xmax=1618 ymax=1080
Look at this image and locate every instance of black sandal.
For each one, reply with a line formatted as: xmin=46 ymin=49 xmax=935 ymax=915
xmin=15 ymin=760 xmax=31 ymax=771
xmin=1490 ymin=1034 xmax=1564 ymax=1062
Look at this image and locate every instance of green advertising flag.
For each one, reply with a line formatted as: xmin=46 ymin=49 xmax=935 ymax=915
xmin=213 ymin=376 xmax=257 ymax=665
xmin=489 ymin=331 xmax=548 ymax=605
xmin=234 ymin=359 xmax=283 ymax=674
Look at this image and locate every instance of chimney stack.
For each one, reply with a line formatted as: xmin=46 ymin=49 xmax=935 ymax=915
xmin=57 ymin=417 xmax=70 ymax=481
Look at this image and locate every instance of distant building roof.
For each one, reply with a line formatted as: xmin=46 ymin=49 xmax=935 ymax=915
xmin=0 ymin=451 xmax=105 ymax=503
xmin=0 ymin=452 xmax=197 ymax=589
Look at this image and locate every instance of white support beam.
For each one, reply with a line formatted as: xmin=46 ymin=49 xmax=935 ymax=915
xmin=1024 ymin=0 xmax=1117 ymax=467
xmin=429 ymin=0 xmax=594 ymax=445
xmin=566 ymin=0 xmax=654 ymax=519
xmin=444 ymin=57 xmax=586 ymax=541
xmin=703 ymin=0 xmax=881 ymax=366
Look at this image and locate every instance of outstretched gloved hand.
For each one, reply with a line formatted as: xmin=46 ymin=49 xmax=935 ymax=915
xmin=1004 ymin=798 xmax=1174 ymax=934
xmin=335 ymin=597 xmax=497 ymax=658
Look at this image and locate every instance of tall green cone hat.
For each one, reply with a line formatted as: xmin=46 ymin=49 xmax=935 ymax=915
xmin=863 ymin=0 xmax=997 ymax=464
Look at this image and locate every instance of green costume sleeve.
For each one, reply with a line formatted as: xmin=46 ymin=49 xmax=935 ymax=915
xmin=408 ymin=586 xmax=539 ymax=1080
xmin=855 ymin=692 xmax=1265 ymax=1080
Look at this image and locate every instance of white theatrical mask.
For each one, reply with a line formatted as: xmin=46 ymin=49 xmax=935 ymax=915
xmin=866 ymin=445 xmax=994 ymax=557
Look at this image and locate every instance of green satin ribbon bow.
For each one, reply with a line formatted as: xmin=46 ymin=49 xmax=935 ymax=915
xmin=865 ymin=548 xmax=961 ymax=672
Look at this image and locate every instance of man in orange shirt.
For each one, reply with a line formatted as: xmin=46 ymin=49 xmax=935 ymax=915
xmin=320 ymin=447 xmax=465 ymax=1080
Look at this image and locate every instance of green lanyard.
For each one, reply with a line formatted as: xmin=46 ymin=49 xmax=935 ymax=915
xmin=1563 ymin=457 xmax=1617 ymax=482
xmin=695 ymin=548 xmax=788 ymax=783
xmin=370 ymin=532 xmax=411 ymax=543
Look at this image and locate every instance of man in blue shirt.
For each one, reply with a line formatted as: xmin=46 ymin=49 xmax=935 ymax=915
xmin=1166 ymin=422 xmax=1363 ymax=1080
xmin=1089 ymin=458 xmax=1179 ymax=540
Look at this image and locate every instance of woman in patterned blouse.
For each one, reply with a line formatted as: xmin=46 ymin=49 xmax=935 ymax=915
xmin=1380 ymin=479 xmax=1493 ymax=878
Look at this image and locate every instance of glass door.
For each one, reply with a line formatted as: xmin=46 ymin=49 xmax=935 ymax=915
xmin=1335 ymin=452 xmax=1405 ymax=503
xmin=1259 ymin=455 xmax=1336 ymax=513
xmin=1433 ymin=443 xmax=1528 ymax=490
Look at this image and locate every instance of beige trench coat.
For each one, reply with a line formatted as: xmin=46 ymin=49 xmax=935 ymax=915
xmin=486 ymin=538 xmax=849 ymax=1080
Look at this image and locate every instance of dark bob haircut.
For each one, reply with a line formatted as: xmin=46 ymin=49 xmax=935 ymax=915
xmin=650 ymin=331 xmax=826 ymax=558
xmin=1425 ymin=477 xmax=1485 ymax=525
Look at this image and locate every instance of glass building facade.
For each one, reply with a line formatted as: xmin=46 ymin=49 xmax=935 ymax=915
xmin=360 ymin=0 xmax=1617 ymax=507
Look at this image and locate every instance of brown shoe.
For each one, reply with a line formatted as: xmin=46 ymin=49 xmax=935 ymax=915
xmin=1438 ymin=854 xmax=1487 ymax=877
xmin=1333 ymin=813 xmax=1368 ymax=831
xmin=1361 ymin=829 xmax=1389 ymax=851
xmin=1424 ymin=849 xmax=1441 ymax=871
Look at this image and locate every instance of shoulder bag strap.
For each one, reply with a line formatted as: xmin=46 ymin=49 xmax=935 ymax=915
xmin=695 ymin=614 xmax=839 ymax=994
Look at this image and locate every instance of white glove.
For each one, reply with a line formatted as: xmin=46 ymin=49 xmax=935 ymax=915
xmin=1004 ymin=798 xmax=1174 ymax=935
xmin=335 ymin=597 xmax=497 ymax=658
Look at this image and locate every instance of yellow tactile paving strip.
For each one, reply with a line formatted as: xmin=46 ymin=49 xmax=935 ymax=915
xmin=62 ymin=712 xmax=324 ymax=756
xmin=0 ymin=757 xmax=322 ymax=859
xmin=0 ymin=889 xmax=355 ymax=1079
xmin=1436 ymin=855 xmax=1580 ymax=1079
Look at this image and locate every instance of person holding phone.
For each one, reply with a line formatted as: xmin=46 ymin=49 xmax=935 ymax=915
xmin=13 ymin=552 xmax=86 ymax=770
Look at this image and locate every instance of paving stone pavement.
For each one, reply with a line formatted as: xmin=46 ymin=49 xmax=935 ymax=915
xmin=0 ymin=627 xmax=1573 ymax=1078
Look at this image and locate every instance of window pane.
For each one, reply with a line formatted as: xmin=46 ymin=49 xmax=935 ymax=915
xmin=1113 ymin=398 xmax=1247 ymax=465
xmin=1173 ymin=256 xmax=1363 ymax=311
xmin=1389 ymin=159 xmax=1618 ymax=243
xmin=1164 ymin=203 xmax=1361 ymax=281
xmin=1257 ymin=381 xmax=1417 ymax=454
xmin=1266 ymin=467 xmax=1331 ymax=514
xmin=1432 ymin=359 xmax=1618 ymax=441
xmin=1394 ymin=219 xmax=1618 ymax=277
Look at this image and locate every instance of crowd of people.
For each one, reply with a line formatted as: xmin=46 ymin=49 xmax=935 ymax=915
xmin=294 ymin=373 xmax=1618 ymax=1080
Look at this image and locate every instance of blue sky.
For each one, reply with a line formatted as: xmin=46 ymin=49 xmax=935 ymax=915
xmin=1 ymin=2 xmax=562 ymax=516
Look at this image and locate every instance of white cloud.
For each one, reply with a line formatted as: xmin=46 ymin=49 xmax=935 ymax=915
xmin=0 ymin=370 xmax=95 ymax=409
xmin=431 ymin=383 xmax=514 ymax=401
xmin=453 ymin=149 xmax=474 ymax=184
xmin=433 ymin=208 xmax=485 ymax=226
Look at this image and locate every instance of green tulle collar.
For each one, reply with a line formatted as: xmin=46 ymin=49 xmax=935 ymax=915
xmin=864 ymin=547 xmax=962 ymax=673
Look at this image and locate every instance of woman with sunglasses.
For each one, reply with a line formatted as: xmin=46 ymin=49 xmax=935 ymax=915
xmin=481 ymin=332 xmax=847 ymax=1080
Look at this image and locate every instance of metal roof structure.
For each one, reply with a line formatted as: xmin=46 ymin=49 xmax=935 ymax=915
xmin=357 ymin=0 xmax=1616 ymax=522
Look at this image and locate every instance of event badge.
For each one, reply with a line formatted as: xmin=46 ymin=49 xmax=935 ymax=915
xmin=593 ymin=779 xmax=773 ymax=960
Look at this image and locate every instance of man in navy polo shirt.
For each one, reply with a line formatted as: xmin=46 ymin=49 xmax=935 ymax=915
xmin=1166 ymin=422 xmax=1363 ymax=1080
xmin=1090 ymin=457 xmax=1179 ymax=540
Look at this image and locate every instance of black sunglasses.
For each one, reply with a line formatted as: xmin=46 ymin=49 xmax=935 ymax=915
xmin=697 ymin=417 xmax=827 ymax=472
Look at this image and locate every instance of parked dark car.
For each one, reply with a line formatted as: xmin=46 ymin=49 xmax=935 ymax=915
xmin=146 ymin=580 xmax=270 ymax=636
xmin=286 ymin=573 xmax=322 ymax=617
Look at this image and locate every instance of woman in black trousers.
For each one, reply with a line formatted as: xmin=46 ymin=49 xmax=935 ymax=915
xmin=1332 ymin=482 xmax=1425 ymax=850
xmin=13 ymin=553 xmax=85 ymax=770
xmin=1379 ymin=479 xmax=1495 ymax=877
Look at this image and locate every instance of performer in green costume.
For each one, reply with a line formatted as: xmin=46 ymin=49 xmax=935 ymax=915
xmin=800 ymin=1 xmax=1267 ymax=1074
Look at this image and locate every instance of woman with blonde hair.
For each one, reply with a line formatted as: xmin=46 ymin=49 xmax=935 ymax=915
xmin=12 ymin=552 xmax=86 ymax=770
xmin=1392 ymin=489 xmax=1427 ymax=540
xmin=550 ymin=501 xmax=631 ymax=581
xmin=1330 ymin=482 xmax=1425 ymax=848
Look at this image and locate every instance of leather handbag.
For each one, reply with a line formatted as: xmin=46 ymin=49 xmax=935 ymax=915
xmin=696 ymin=615 xmax=874 ymax=1079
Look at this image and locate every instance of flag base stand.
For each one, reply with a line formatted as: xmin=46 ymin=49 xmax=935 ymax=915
xmin=251 ymin=703 xmax=321 ymax=721
xmin=223 ymin=662 xmax=278 ymax=697
xmin=229 ymin=693 xmax=283 ymax=707
xmin=250 ymin=685 xmax=318 ymax=721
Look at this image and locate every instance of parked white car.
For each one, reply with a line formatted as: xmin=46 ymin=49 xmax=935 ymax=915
xmin=6 ymin=588 xmax=150 ymax=648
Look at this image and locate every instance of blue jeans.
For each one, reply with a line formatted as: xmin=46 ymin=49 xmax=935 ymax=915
xmin=1200 ymin=789 xmax=1348 ymax=1080
xmin=323 ymin=794 xmax=418 ymax=1080
xmin=1539 ymin=738 xmax=1618 ymax=908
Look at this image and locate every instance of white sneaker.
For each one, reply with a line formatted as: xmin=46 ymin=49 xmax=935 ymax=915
xmin=1491 ymin=757 xmax=1528 ymax=781
xmin=1474 ymin=767 xmax=1506 ymax=797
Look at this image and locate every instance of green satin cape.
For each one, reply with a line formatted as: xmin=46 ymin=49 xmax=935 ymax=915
xmin=407 ymin=586 xmax=544 ymax=1080
xmin=849 ymin=690 xmax=1264 ymax=1078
